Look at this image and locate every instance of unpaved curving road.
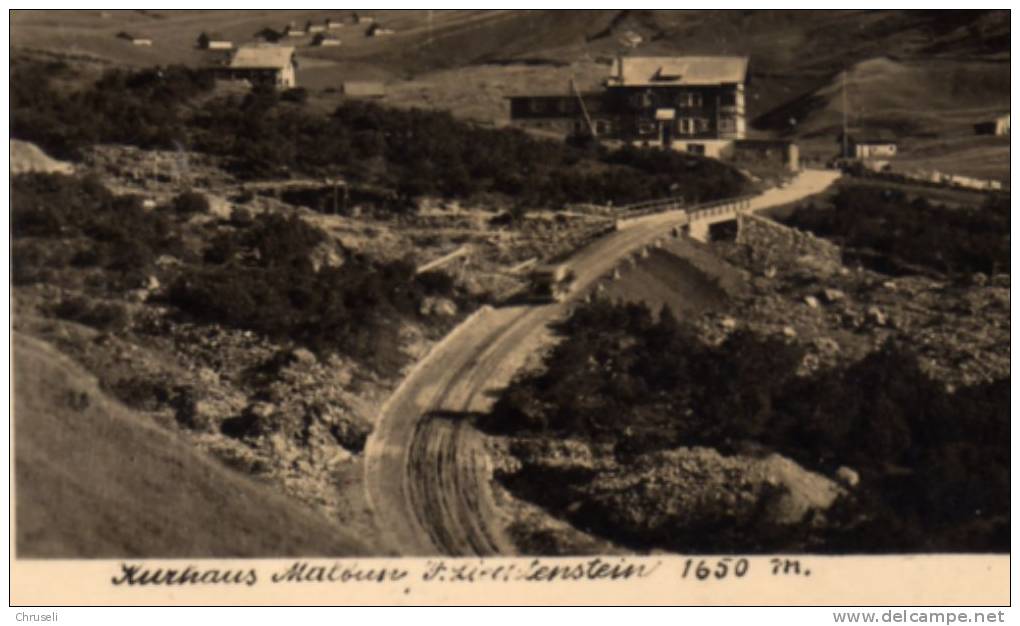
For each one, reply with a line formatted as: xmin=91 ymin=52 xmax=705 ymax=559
xmin=364 ymin=170 xmax=841 ymax=556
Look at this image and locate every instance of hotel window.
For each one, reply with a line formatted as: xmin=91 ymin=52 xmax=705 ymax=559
xmin=675 ymin=92 xmax=703 ymax=108
xmin=631 ymin=91 xmax=654 ymax=109
xmin=694 ymin=118 xmax=710 ymax=134
xmin=678 ymin=118 xmax=695 ymax=135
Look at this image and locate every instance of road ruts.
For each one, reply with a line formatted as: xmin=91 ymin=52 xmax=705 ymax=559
xmin=364 ymin=169 xmax=842 ymax=556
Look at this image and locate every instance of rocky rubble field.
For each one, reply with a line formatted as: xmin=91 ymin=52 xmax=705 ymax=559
xmin=707 ymin=215 xmax=1010 ymax=387
xmin=485 ymin=208 xmax=1009 ymax=555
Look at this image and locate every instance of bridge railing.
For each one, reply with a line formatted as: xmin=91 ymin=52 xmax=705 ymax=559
xmin=686 ymin=195 xmax=753 ymax=221
xmin=613 ymin=196 xmax=686 ymax=220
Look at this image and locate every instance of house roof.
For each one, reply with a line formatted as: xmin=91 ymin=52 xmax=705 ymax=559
xmin=608 ymin=56 xmax=749 ymax=87
xmin=229 ymin=45 xmax=295 ymax=70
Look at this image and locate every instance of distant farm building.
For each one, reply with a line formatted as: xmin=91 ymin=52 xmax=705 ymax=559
xmin=508 ymin=55 xmax=749 ymax=157
xmin=117 ymin=32 xmax=153 ymax=46
xmin=213 ymin=44 xmax=297 ymax=88
xmin=312 ymin=33 xmax=341 ymax=47
xmin=352 ymin=13 xmax=374 ymax=24
xmin=341 ymin=81 xmax=386 ymax=98
xmin=974 ymin=114 xmax=1010 ymax=136
xmin=366 ymin=23 xmax=395 ymax=37
xmin=843 ymin=134 xmax=898 ymax=159
xmin=283 ymin=22 xmax=306 ymax=37
xmin=306 ymin=21 xmax=326 ymax=34
xmin=197 ymin=32 xmax=233 ymax=50
xmin=326 ymin=18 xmax=344 ymax=29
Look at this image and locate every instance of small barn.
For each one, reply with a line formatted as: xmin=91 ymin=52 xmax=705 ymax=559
xmin=325 ymin=18 xmax=344 ymax=29
xmin=283 ymin=22 xmax=306 ymax=37
xmin=975 ymin=114 xmax=1010 ymax=136
xmin=312 ymin=33 xmax=341 ymax=47
xmin=197 ymin=32 xmax=233 ymax=50
xmin=117 ymin=32 xmax=152 ymax=46
xmin=366 ymin=23 xmax=395 ymax=37
xmin=306 ymin=21 xmax=326 ymax=34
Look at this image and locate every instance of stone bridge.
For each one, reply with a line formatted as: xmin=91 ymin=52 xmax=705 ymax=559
xmin=613 ymin=169 xmax=841 ymax=243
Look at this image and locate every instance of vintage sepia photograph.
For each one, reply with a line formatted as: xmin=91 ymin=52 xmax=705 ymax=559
xmin=8 ymin=7 xmax=1010 ymax=606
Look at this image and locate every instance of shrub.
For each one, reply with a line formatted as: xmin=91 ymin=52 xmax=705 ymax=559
xmin=52 ymin=296 xmax=129 ymax=332
xmin=489 ymin=300 xmax=1009 ymax=552
xmin=12 ymin=61 xmax=751 ymax=211
xmin=785 ymin=185 xmax=1010 ymax=276
xmin=172 ymin=191 xmax=210 ymax=215
xmin=166 ymin=213 xmax=435 ymax=370
xmin=281 ymin=87 xmax=308 ymax=104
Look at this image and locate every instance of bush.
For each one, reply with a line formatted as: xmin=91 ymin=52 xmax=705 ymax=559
xmin=785 ymin=185 xmax=1010 ymax=276
xmin=12 ymin=61 xmax=751 ymax=210
xmin=167 ymin=213 xmax=434 ymax=371
xmin=172 ymin=191 xmax=210 ymax=215
xmin=281 ymin=87 xmax=308 ymax=104
xmin=52 ymin=296 xmax=129 ymax=332
xmin=489 ymin=300 xmax=1009 ymax=552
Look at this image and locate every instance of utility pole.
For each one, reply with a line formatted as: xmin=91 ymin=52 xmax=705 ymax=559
xmin=571 ymin=77 xmax=597 ymax=138
xmin=842 ymin=69 xmax=849 ymax=158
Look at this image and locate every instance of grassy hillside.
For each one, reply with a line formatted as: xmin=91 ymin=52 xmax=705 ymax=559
xmin=12 ymin=10 xmax=1009 ymax=177
xmin=14 ymin=332 xmax=371 ymax=557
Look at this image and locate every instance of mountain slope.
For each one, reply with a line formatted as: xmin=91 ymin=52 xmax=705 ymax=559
xmin=14 ymin=332 xmax=371 ymax=558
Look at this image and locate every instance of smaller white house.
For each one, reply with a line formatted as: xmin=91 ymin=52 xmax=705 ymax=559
xmin=326 ymin=18 xmax=344 ymax=29
xmin=853 ymin=140 xmax=897 ymax=159
xmin=306 ymin=21 xmax=325 ymax=34
xmin=217 ymin=44 xmax=297 ymax=88
xmin=996 ymin=114 xmax=1010 ymax=135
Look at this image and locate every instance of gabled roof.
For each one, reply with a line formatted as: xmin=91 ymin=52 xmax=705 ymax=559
xmin=608 ymin=56 xmax=749 ymax=87
xmin=229 ymin=45 xmax=295 ymax=70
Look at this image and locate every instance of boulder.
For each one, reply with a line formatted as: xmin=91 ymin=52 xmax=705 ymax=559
xmin=866 ymin=306 xmax=887 ymax=326
xmin=420 ymin=296 xmax=458 ymax=317
xmin=804 ymin=295 xmax=820 ymax=309
xmin=835 ymin=466 xmax=860 ymax=488
xmin=197 ymin=367 xmax=219 ymax=386
xmin=291 ymin=347 xmax=317 ymax=366
xmin=813 ymin=337 xmax=841 ymax=354
xmin=820 ymin=288 xmax=845 ymax=303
